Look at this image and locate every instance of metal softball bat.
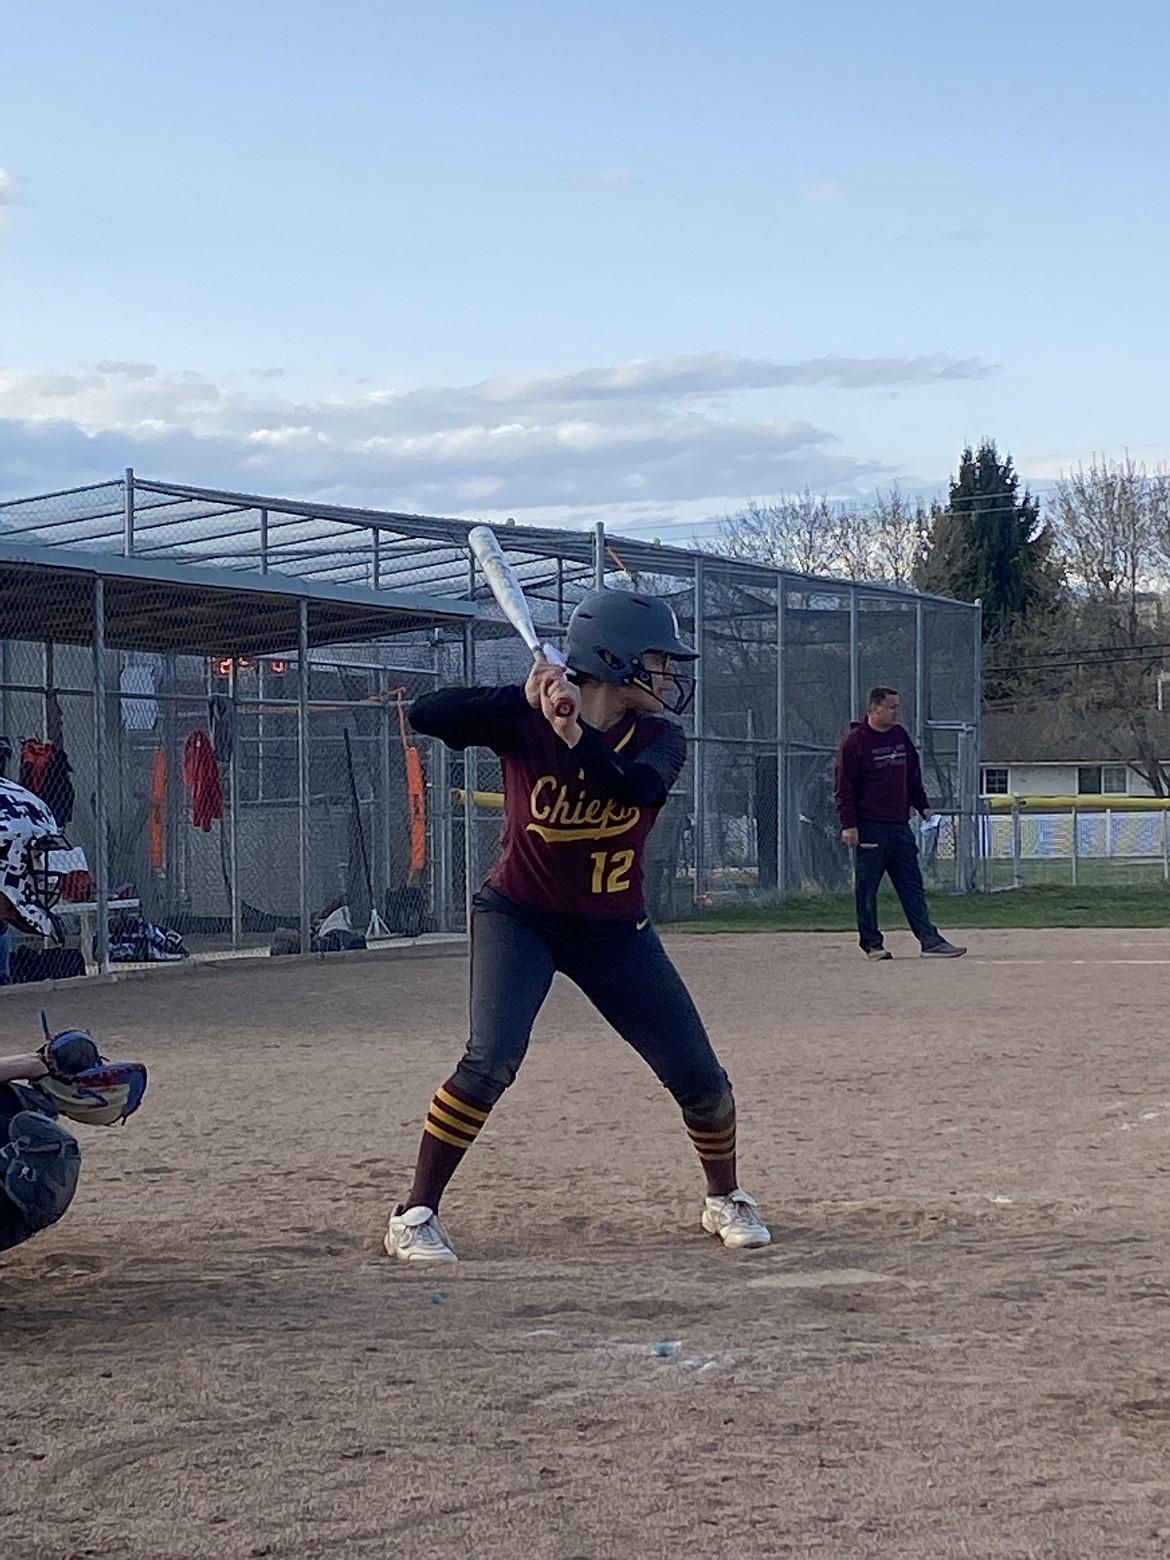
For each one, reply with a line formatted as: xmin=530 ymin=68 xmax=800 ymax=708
xmin=468 ymin=526 xmax=574 ymax=717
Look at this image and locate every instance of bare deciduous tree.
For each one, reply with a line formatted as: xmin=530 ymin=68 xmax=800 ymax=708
xmin=715 ymin=488 xmax=928 ymax=587
xmin=713 ymin=492 xmax=840 ymax=576
xmin=862 ymin=490 xmax=931 ymax=588
xmin=1053 ymin=457 xmax=1162 ymax=640
xmin=997 ymin=458 xmax=1170 ymax=793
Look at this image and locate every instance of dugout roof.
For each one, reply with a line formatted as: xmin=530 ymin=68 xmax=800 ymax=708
xmin=0 ymin=537 xmax=474 ymax=658
xmin=0 ymin=473 xmax=978 ymax=618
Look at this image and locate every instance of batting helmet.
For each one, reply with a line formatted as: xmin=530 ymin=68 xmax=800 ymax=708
xmin=564 ymin=589 xmax=698 ymax=715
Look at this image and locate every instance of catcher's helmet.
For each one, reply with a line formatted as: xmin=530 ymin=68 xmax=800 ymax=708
xmin=564 ymin=589 xmax=698 ymax=715
xmin=0 ymin=777 xmax=68 ymax=942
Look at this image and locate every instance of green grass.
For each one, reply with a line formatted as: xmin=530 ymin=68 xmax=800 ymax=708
xmin=662 ymin=883 xmax=1170 ymax=933
xmin=981 ymin=859 xmax=1169 ymax=889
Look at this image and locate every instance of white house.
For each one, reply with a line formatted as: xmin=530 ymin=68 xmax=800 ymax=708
xmin=980 ymin=712 xmax=1164 ymax=799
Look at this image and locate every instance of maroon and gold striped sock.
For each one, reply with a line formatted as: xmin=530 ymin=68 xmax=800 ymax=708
xmin=685 ymin=1113 xmax=738 ymax=1197
xmin=425 ymin=1083 xmax=491 ymax=1151
xmin=405 ymin=1081 xmax=493 ymax=1211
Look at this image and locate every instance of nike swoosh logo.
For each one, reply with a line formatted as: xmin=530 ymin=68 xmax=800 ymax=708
xmin=636 ymin=917 xmax=650 ymax=931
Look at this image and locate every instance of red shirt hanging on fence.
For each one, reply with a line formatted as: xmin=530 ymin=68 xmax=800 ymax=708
xmin=183 ymin=730 xmax=223 ymax=832
xmin=19 ymin=739 xmax=76 ymax=826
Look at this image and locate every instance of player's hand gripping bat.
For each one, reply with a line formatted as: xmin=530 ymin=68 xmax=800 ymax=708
xmin=468 ymin=526 xmax=575 ymax=717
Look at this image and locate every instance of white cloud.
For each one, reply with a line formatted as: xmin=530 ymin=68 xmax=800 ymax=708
xmin=800 ymin=163 xmax=916 ymax=206
xmin=1019 ymin=442 xmax=1170 ymax=483
xmin=0 ymin=167 xmax=25 ymax=206
xmin=94 ymin=360 xmax=158 ymax=377
xmin=568 ymin=171 xmax=640 ymax=194
xmin=901 ymin=226 xmax=987 ymax=246
xmin=0 ymin=348 xmax=990 ymax=520
xmin=801 ymin=176 xmax=862 ymax=203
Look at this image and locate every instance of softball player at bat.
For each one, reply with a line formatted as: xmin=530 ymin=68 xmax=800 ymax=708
xmin=385 ymin=589 xmax=771 ymax=1263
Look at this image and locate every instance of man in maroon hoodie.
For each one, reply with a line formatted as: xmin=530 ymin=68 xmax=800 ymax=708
xmin=835 ymin=687 xmax=966 ymax=961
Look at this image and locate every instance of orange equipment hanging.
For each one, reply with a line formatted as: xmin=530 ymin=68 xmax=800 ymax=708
xmin=149 ymin=749 xmax=167 ymax=871
xmin=394 ymin=689 xmax=427 ymax=883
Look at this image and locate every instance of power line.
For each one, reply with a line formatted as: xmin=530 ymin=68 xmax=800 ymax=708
xmin=986 ymin=637 xmax=1170 ymax=667
xmin=615 ymin=498 xmax=1051 ymax=545
xmin=986 ymin=645 xmax=1170 ymax=675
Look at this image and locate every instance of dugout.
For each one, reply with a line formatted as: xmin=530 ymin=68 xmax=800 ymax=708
xmin=0 ymin=527 xmax=472 ymax=971
xmin=0 ymin=473 xmax=983 ymax=969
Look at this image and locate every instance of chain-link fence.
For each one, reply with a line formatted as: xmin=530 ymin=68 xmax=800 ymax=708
xmin=0 ymin=473 xmax=983 ymax=975
xmin=981 ymin=801 xmax=1170 ymax=888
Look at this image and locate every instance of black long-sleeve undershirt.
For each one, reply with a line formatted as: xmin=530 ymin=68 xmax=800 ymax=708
xmin=409 ymin=685 xmax=685 ymax=808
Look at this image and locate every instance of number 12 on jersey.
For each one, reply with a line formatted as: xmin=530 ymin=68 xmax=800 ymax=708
xmin=590 ymin=849 xmax=634 ymax=894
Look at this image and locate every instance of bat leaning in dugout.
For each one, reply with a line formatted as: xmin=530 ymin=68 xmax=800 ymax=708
xmin=384 ymin=587 xmax=772 ymax=1265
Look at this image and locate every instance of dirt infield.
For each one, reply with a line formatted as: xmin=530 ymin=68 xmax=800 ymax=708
xmin=3 ymin=927 xmax=1170 ymax=1559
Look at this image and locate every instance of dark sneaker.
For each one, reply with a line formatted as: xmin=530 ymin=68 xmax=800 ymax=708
xmin=921 ymin=939 xmax=966 ymax=958
xmin=865 ymin=947 xmax=893 ymax=961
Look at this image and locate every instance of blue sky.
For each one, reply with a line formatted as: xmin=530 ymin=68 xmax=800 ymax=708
xmin=2 ymin=0 xmax=1169 ymax=539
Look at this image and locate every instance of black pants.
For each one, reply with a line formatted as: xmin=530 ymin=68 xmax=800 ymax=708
xmin=452 ymin=888 xmax=732 ymax=1125
xmin=854 ymin=821 xmax=940 ymax=951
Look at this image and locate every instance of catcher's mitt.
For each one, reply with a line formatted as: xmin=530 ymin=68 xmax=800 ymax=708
xmin=34 ymin=1012 xmax=147 ymax=1127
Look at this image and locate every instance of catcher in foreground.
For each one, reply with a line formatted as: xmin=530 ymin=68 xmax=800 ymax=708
xmin=385 ymin=589 xmax=771 ymax=1263
xmin=0 ymin=1021 xmax=147 ymax=1254
xmin=0 ymin=775 xmax=147 ymax=1254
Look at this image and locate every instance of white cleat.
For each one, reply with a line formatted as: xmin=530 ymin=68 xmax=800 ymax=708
xmin=701 ymin=1188 xmax=772 ymax=1250
xmin=384 ymin=1203 xmax=458 ymax=1263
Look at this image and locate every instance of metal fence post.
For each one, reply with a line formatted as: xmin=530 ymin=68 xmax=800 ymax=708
xmin=259 ymin=508 xmax=269 ymax=574
xmin=228 ymin=657 xmax=241 ymax=947
xmin=428 ymin=633 xmax=451 ymax=931
xmin=1071 ymin=805 xmax=1078 ymax=887
xmin=914 ymin=598 xmax=925 ymax=750
xmin=848 ymin=585 xmax=859 ymax=720
xmin=973 ymin=608 xmax=979 ymax=898
xmin=92 ymin=576 xmax=110 ymax=973
xmin=379 ymin=668 xmax=392 ymax=908
xmin=1011 ymin=800 xmax=1022 ymax=890
xmin=463 ymin=549 xmax=478 ymax=932
xmin=372 ymin=527 xmax=381 ymax=590
xmin=122 ymin=468 xmax=135 ymax=557
xmin=433 ymin=738 xmax=452 ymax=931
xmin=297 ymin=599 xmax=311 ymax=957
xmin=956 ymin=725 xmax=975 ymax=893
xmin=971 ymin=603 xmax=983 ymax=894
xmin=978 ymin=800 xmax=989 ymax=892
xmin=692 ymin=556 xmax=706 ymax=905
xmin=776 ymin=574 xmax=787 ymax=897
xmin=594 ymin=521 xmax=606 ymax=590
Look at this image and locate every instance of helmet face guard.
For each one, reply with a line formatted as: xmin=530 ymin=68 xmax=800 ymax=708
xmin=626 ymin=657 xmax=696 ymax=716
xmin=565 ymin=590 xmax=699 ymax=716
xmin=0 ymin=779 xmax=68 ymax=943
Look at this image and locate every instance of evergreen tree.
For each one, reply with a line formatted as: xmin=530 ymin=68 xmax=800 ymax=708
xmin=917 ymin=441 xmax=1058 ymax=637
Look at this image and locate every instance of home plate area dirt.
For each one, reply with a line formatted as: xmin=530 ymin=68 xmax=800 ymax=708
xmin=2 ymin=927 xmax=1169 ymax=1558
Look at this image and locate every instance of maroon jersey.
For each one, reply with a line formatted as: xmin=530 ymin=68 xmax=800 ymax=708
xmin=834 ymin=720 xmax=930 ymax=829
xmin=409 ymin=685 xmax=686 ymax=919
